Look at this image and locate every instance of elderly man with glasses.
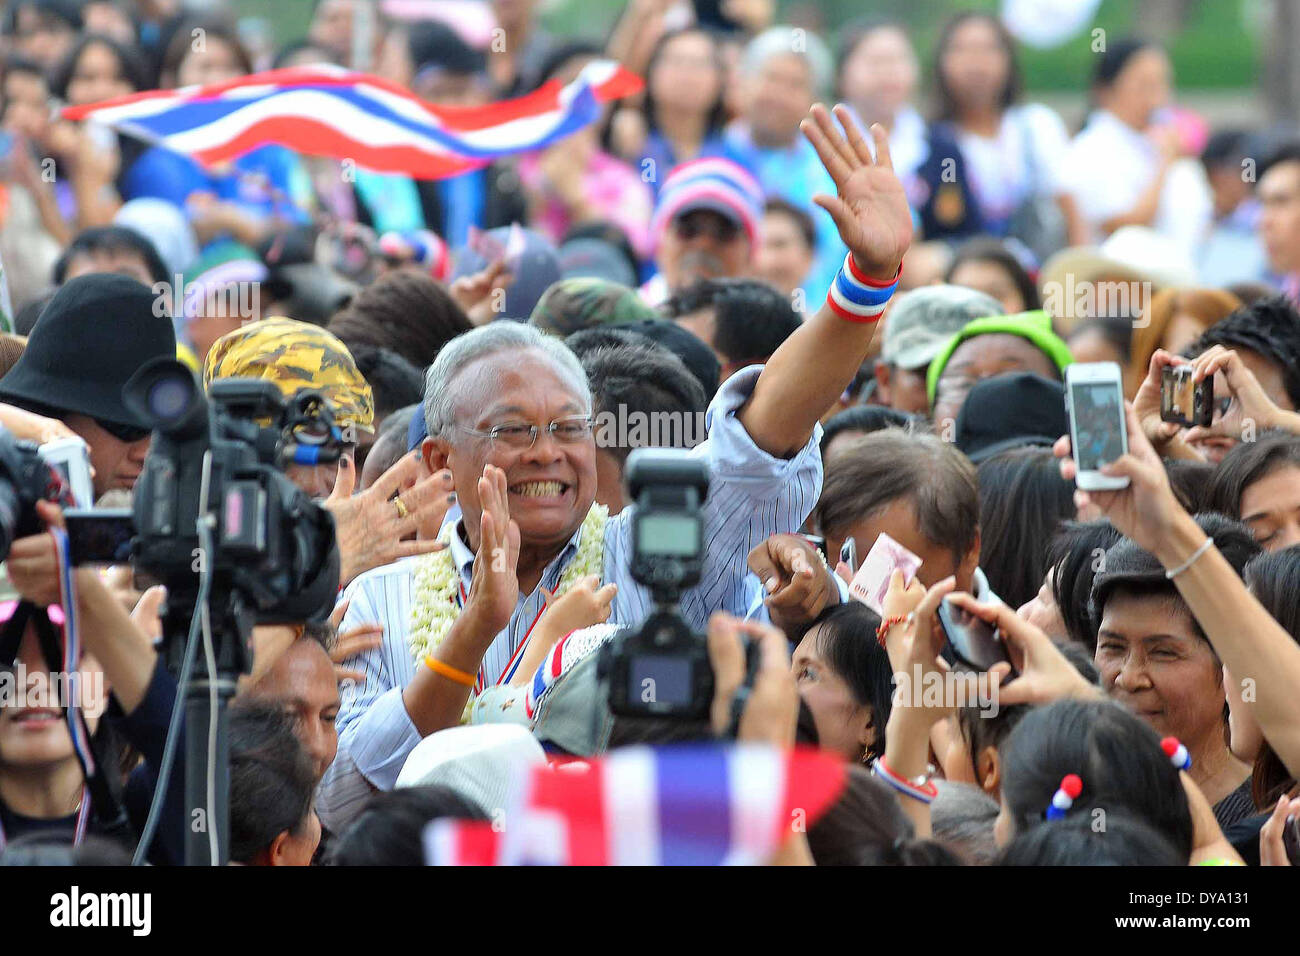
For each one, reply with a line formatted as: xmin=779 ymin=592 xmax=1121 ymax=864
xmin=321 ymin=105 xmax=914 ymax=823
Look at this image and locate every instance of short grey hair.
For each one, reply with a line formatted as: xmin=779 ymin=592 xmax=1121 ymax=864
xmin=422 ymin=323 xmax=592 ymax=439
xmin=743 ymin=25 xmax=833 ymax=96
xmin=930 ymin=780 xmax=1001 ymax=865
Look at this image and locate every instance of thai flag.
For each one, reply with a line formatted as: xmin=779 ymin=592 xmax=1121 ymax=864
xmin=62 ymin=61 xmax=642 ymax=180
xmin=425 ymin=744 xmax=847 ymax=866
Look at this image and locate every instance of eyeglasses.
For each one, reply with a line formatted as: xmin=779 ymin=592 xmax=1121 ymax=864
xmin=457 ymin=415 xmax=593 ymax=450
xmin=94 ymin=417 xmax=151 ymax=443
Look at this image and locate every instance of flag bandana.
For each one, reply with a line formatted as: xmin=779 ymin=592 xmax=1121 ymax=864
xmin=62 ymin=61 xmax=642 ymax=180
xmin=424 ymin=743 xmax=848 ymax=866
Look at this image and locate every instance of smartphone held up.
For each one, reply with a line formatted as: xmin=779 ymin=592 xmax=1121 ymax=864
xmin=1064 ymin=362 xmax=1129 ymax=491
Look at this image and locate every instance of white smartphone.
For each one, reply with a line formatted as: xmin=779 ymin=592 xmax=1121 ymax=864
xmin=1065 ymin=362 xmax=1129 ymax=491
xmin=39 ymin=436 xmax=95 ymax=508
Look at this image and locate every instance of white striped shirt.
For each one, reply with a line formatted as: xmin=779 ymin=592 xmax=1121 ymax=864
xmin=320 ymin=366 xmax=822 ymax=821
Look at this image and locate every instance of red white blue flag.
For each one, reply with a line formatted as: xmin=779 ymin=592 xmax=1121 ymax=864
xmin=424 ymin=744 xmax=847 ymax=866
xmin=62 ymin=61 xmax=642 ymax=180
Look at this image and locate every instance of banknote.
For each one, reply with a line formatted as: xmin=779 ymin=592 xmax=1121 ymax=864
xmin=848 ymin=532 xmax=923 ymax=615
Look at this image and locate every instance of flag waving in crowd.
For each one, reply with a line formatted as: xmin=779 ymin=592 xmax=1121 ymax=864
xmin=62 ymin=61 xmax=642 ymax=179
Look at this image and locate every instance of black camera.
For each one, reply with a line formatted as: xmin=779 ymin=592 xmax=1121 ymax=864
xmin=0 ymin=427 xmax=76 ymax=561
xmin=119 ymin=358 xmax=341 ymax=674
xmin=601 ymin=449 xmax=720 ymax=719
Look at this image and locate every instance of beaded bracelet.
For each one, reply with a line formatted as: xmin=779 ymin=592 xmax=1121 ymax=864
xmin=876 ymin=614 xmax=907 ymax=649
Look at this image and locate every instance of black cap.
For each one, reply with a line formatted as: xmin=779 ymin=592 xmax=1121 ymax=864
xmin=1090 ymin=512 xmax=1261 ymax=615
xmin=617 ymin=319 xmax=720 ymax=401
xmin=954 ymin=372 xmax=1068 ymax=464
xmin=0 ymin=273 xmax=176 ymax=429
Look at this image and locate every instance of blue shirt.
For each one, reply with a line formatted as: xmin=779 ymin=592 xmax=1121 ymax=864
xmin=434 ymin=168 xmax=486 ymax=249
xmin=322 ymin=365 xmax=823 ymax=806
xmin=122 ymin=143 xmax=310 ymax=228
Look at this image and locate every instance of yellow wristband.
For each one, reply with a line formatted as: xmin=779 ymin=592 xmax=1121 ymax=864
xmin=423 ymin=655 xmax=476 ymax=688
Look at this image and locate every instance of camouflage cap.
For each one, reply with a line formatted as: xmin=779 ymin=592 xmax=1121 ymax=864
xmin=203 ymin=316 xmax=374 ymax=432
xmin=529 ymin=277 xmax=658 ymax=337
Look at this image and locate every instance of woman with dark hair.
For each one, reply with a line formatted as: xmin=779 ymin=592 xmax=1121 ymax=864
xmin=38 ymin=33 xmax=152 ymax=231
xmin=807 ymin=766 xmax=962 ymax=866
xmin=931 ymin=11 xmax=1083 ymax=255
xmin=836 ymin=20 xmax=925 ymax=182
xmin=994 ymin=698 xmax=1195 ymax=861
xmin=791 ymin=602 xmax=894 ymax=764
xmin=1063 ymin=37 xmax=1211 ymax=247
xmin=157 ymin=18 xmax=254 ymax=88
xmin=1207 ymin=431 xmax=1300 ymax=552
xmin=977 ymin=447 xmax=1076 ymax=612
xmin=1015 ymin=519 xmax=1120 ymax=650
xmin=998 ymin=811 xmax=1184 ymax=866
xmin=0 ymin=626 xmax=131 ymax=853
xmin=122 ymin=18 xmax=312 ymax=249
xmin=1091 ymin=513 xmax=1261 ymax=829
xmin=945 ymin=237 xmax=1040 ymax=313
xmin=51 ymin=32 xmax=148 ymax=108
xmin=517 ymin=42 xmax=653 ymax=261
xmin=610 ymin=27 xmax=744 ymax=194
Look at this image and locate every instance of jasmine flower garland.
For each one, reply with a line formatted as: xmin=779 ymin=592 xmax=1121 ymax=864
xmin=407 ymin=504 xmax=610 ymax=676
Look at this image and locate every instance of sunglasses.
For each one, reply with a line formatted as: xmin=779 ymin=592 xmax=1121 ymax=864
xmin=673 ymin=213 xmax=741 ymax=244
xmin=94 ymin=417 xmax=151 ymax=443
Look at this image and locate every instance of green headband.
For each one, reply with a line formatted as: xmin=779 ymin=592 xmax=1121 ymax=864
xmin=926 ymin=310 xmax=1075 ymax=404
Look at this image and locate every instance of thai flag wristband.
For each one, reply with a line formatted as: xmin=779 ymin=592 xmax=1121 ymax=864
xmin=826 ymin=252 xmax=901 ymax=323
xmin=871 ymin=756 xmax=938 ymax=804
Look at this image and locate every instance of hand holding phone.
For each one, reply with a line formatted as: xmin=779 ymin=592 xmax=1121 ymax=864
xmin=1160 ymin=365 xmax=1214 ymax=428
xmin=838 ymin=536 xmax=857 ymax=574
xmin=936 ymin=596 xmax=1010 ymax=671
xmin=1065 ymin=362 xmax=1129 ymax=491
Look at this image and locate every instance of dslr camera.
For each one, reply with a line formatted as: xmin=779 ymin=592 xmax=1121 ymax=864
xmin=0 ymin=428 xmax=79 ymax=561
xmin=600 ymin=449 xmax=758 ymax=722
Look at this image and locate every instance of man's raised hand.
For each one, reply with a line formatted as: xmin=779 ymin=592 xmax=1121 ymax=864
xmin=464 ymin=464 xmax=521 ymax=637
xmin=800 ymin=103 xmax=913 ymax=281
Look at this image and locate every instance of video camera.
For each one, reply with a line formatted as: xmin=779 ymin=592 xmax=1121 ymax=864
xmin=599 ymin=449 xmax=758 ymax=723
xmin=116 ymin=357 xmax=341 ymax=672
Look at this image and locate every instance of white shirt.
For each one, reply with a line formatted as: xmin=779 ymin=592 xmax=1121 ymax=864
xmin=956 ymin=103 xmax=1071 ymax=225
xmin=319 ymin=365 xmax=823 ymax=817
xmin=1063 ymin=109 xmax=1212 ymax=255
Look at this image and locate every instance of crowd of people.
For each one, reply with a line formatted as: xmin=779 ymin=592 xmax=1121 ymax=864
xmin=0 ymin=0 xmax=1299 ymax=870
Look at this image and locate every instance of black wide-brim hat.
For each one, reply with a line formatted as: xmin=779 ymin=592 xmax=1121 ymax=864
xmin=0 ymin=273 xmax=177 ymax=429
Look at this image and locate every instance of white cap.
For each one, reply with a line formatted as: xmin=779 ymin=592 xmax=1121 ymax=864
xmin=395 ymin=723 xmax=545 ymax=817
